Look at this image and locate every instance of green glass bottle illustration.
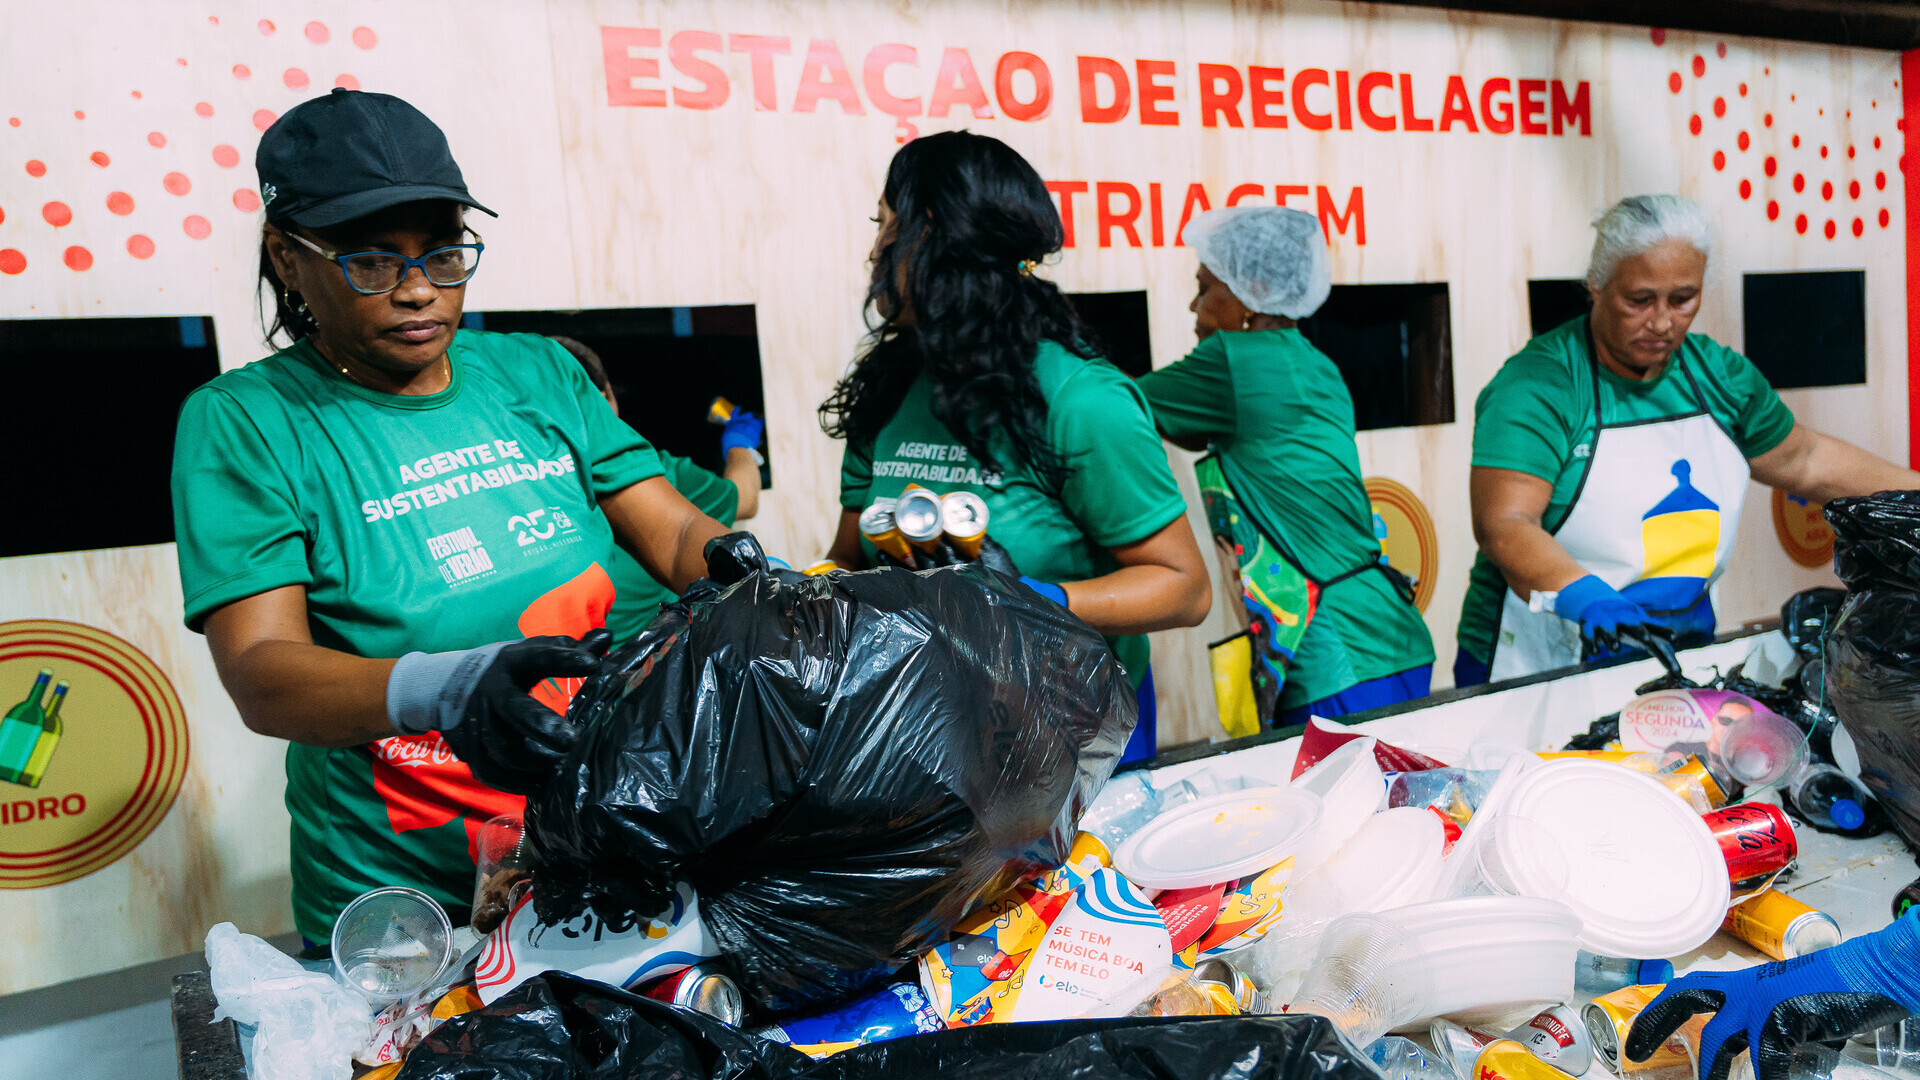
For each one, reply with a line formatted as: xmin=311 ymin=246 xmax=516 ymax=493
xmin=20 ymin=681 xmax=68 ymax=788
xmin=0 ymin=669 xmax=52 ymax=786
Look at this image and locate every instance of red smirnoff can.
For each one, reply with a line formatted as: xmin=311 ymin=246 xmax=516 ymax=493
xmin=1704 ymin=802 xmax=1798 ymax=886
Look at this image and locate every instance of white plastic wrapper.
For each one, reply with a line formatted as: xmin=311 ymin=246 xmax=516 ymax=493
xmin=473 ymin=881 xmax=717 ymax=1005
xmin=204 ymin=922 xmax=372 ymax=1080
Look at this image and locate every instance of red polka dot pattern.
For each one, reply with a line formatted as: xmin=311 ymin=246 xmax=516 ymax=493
xmin=25 ymin=160 xmax=46 ymax=177
xmin=163 ymin=172 xmax=191 ymax=196
xmin=1764 ymin=156 xmax=1777 ymax=176
xmin=0 ymin=250 xmax=26 ymax=275
xmin=1651 ymin=27 xmax=1666 ymax=46
xmin=1713 ymin=150 xmax=1726 ymax=170
xmin=1793 ymin=173 xmax=1805 ymax=193
xmin=1880 ymin=208 xmax=1892 ymax=227
xmin=1795 ymin=213 xmax=1808 ymax=234
xmin=1852 ymin=217 xmax=1864 ymax=237
xmin=1767 ymin=200 xmax=1780 ymax=221
xmin=147 ymin=131 xmax=166 ymax=147
xmin=353 ymin=26 xmax=378 ymax=49
xmin=42 ymin=201 xmax=72 ymax=227
xmin=253 ymin=109 xmax=278 ymax=131
xmin=1689 ymin=115 xmax=1703 ymax=136
xmin=1821 ymin=180 xmax=1833 ymax=200
xmin=213 ymin=144 xmax=239 ymax=168
xmin=1849 ymin=180 xmax=1861 ymax=199
xmin=90 ymin=151 xmax=110 ymax=167
xmin=305 ymin=21 xmax=330 ymax=44
xmin=1739 ymin=179 xmax=1751 ymax=199
xmin=233 ymin=64 xmax=251 ymax=79
xmin=1669 ymin=72 xmax=1682 ymax=93
xmin=1713 ymin=97 xmax=1726 ymax=118
xmin=106 ymin=191 xmax=134 ymax=215
xmin=1737 ymin=131 xmax=1749 ymax=151
xmin=63 ymin=246 xmax=92 ymax=271
xmin=284 ymin=68 xmax=310 ymax=90
xmin=126 ymin=234 xmax=154 ymax=259
xmin=232 ymin=189 xmax=261 ymax=212
xmin=258 ymin=19 xmax=275 ymax=35
xmin=195 ymin=102 xmax=214 ymax=118
xmin=1824 ymin=219 xmax=1836 ymax=239
xmin=334 ymin=74 xmax=361 ymax=91
xmin=1693 ymin=55 xmax=1706 ymax=77
xmin=183 ymin=215 xmax=211 ymax=239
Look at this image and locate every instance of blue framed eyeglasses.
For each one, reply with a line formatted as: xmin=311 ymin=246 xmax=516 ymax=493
xmin=282 ymin=229 xmax=485 ymax=295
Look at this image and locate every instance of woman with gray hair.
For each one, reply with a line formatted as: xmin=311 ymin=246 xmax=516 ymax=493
xmin=1455 ymin=194 xmax=1919 ymax=685
xmin=1139 ymin=207 xmax=1434 ymax=729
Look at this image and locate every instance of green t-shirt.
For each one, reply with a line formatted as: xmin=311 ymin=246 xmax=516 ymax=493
xmin=838 ymin=340 xmax=1187 ymax=683
xmin=171 ymin=329 xmax=662 ymax=941
xmin=1455 ymin=316 xmax=1797 ymax=664
xmin=604 ymin=452 xmax=739 ymax=643
xmin=1138 ymin=329 xmax=1436 ymax=706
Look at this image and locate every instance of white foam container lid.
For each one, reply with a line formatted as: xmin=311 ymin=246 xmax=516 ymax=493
xmin=1290 ymin=737 xmax=1386 ymax=876
xmin=1307 ymin=806 xmax=1447 ymax=912
xmin=1379 ymin=896 xmax=1583 ymax=1025
xmin=1114 ymin=786 xmax=1323 ymax=891
xmin=1495 ymin=758 xmax=1730 ymax=957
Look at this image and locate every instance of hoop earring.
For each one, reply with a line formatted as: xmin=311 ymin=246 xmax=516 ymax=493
xmin=284 ymin=290 xmax=308 ymax=316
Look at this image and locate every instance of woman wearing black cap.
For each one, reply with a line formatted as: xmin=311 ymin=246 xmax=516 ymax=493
xmin=169 ymin=89 xmax=731 ymax=943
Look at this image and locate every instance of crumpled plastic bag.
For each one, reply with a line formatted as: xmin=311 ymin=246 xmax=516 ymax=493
xmin=398 ymin=971 xmax=1383 ymax=1080
xmin=527 ymin=545 xmax=1136 ymax=1014
xmin=1822 ymin=492 xmax=1920 ymax=848
xmin=204 ymin=922 xmax=371 ymax=1080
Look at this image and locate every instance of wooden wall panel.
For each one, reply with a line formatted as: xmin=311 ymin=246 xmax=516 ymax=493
xmin=0 ymin=0 xmax=1903 ymax=991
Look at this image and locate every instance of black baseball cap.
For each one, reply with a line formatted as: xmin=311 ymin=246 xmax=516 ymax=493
xmin=255 ymin=88 xmax=495 ymax=228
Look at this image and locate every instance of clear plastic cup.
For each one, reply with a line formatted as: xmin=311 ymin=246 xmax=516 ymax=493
xmin=471 ymin=813 xmax=530 ymax=936
xmin=1875 ymin=1017 xmax=1920 ymax=1075
xmin=331 ymin=886 xmax=454 ymax=1004
xmin=1288 ymin=913 xmax=1429 ymax=1047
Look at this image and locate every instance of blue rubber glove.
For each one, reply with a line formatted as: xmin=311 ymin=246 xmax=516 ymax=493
xmin=1552 ymin=573 xmax=1677 ymax=666
xmin=720 ymin=410 xmax=765 ymax=456
xmin=1020 ymin=576 xmax=1068 ymax=610
xmin=1627 ymin=910 xmax=1920 ymax=1080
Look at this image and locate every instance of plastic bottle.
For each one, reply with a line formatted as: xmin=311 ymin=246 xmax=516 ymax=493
xmin=1572 ymin=951 xmax=1676 ymax=997
xmin=1788 ymin=763 xmax=1871 ymax=831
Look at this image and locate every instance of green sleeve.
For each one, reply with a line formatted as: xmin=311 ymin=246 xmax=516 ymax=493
xmin=839 ymin=438 xmax=875 ymax=511
xmin=539 ymin=338 xmax=663 ymax=497
xmin=1470 ymin=355 xmax=1577 ymax=483
xmin=658 ymin=452 xmax=740 ymax=526
xmin=1136 ymin=336 xmax=1236 ymax=442
xmin=1702 ymin=338 xmax=1797 ymax=458
xmin=171 ymin=388 xmax=314 ymax=632
xmin=1051 ymin=363 xmax=1189 ymax=548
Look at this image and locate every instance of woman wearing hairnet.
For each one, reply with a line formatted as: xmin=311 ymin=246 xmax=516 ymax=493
xmin=1455 ymin=194 xmax=1920 ymax=685
xmin=1138 ymin=207 xmax=1434 ymax=728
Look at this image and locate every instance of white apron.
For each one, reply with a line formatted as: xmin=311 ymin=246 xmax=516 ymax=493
xmin=1490 ymin=346 xmax=1750 ymax=681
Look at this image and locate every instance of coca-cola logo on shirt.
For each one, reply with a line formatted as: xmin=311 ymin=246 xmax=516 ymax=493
xmin=371 ymin=733 xmax=461 ymax=769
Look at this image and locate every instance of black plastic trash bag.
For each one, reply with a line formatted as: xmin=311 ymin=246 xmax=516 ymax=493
xmin=527 ymin=540 xmax=1136 ymax=1013
xmin=1821 ymin=493 xmax=1920 ymax=848
xmin=397 ymin=973 xmax=810 ymax=1080
xmin=400 ymin=973 xmax=1381 ymax=1080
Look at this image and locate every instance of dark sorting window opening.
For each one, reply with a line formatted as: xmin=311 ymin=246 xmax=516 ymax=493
xmin=467 ymin=306 xmax=770 ymax=487
xmin=0 ymin=316 xmax=219 ymax=558
xmin=1742 ymin=271 xmax=1867 ymax=389
xmin=1065 ymin=291 xmax=1151 ymax=378
xmin=1529 ymin=278 xmax=1593 ymax=338
xmin=1298 ymin=283 xmax=1455 ymax=430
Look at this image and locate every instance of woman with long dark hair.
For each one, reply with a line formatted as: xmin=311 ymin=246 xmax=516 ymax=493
xmin=823 ymin=131 xmax=1209 ymax=754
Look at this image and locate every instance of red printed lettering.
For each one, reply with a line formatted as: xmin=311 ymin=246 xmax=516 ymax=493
xmin=728 ymin=34 xmax=789 ymax=112
xmin=1400 ymin=73 xmax=1434 ymax=131
xmin=1480 ymin=77 xmax=1515 ymax=134
xmin=1096 ymin=181 xmax=1143 ymax=247
xmin=1045 ymin=180 xmax=1089 ymax=247
xmin=1439 ymin=75 xmax=1478 ymax=132
xmin=1357 ymin=71 xmax=1395 ymax=131
xmin=1078 ymin=56 xmax=1129 ymax=123
xmin=1293 ymin=68 xmax=1332 ymax=130
xmin=1199 ymin=63 xmax=1243 ymax=128
xmin=1317 ymin=185 xmax=1366 ymax=244
xmin=669 ymin=31 xmax=729 ymax=110
xmin=1334 ymin=69 xmax=1354 ymax=130
xmin=864 ymin=43 xmax=921 ymax=119
xmin=1552 ymin=80 xmax=1591 ymax=135
xmin=1518 ymin=78 xmax=1548 ymax=134
xmin=794 ymin=39 xmax=863 ymax=114
xmin=1174 ymin=182 xmax=1212 ymax=245
xmin=602 ymin=27 xmax=666 ymax=107
xmin=1137 ymin=59 xmax=1178 ymax=125
xmin=1149 ymin=182 xmax=1165 ymax=245
xmin=929 ymin=47 xmax=991 ymax=118
xmin=1275 ymin=183 xmax=1309 ymax=207
xmin=1250 ymin=66 xmax=1287 ymax=128
xmin=996 ymin=51 xmax=1053 ymax=121
xmin=1226 ymin=183 xmax=1265 ymax=206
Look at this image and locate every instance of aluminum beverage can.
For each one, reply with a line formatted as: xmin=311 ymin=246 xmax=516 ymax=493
xmin=859 ymin=500 xmax=914 ymax=563
xmin=1191 ymin=957 xmax=1262 ymax=1014
xmin=939 ymin=491 xmax=990 ymax=560
xmin=1703 ymin=802 xmax=1797 ymax=885
xmin=1584 ymin=984 xmax=1696 ymax=1076
xmin=894 ymin=487 xmax=946 ymax=552
xmin=1722 ymin=888 xmax=1843 ymax=960
xmin=639 ymin=962 xmax=745 ymax=1025
xmin=1896 ymin=877 xmax=1920 ymax=919
xmin=706 ymin=396 xmax=736 ymax=425
xmin=754 ymin=980 xmax=945 ymax=1058
xmin=1472 ymin=1040 xmax=1580 ymax=1080
xmin=1506 ymin=1005 xmax=1593 ymax=1075
xmin=802 ymin=560 xmax=839 ymax=577
xmin=1668 ymin=755 xmax=1728 ymax=808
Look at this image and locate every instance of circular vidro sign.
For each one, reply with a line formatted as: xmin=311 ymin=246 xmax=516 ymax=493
xmin=1772 ymin=489 xmax=1835 ymax=569
xmin=0 ymin=620 xmax=188 ymax=888
xmin=1365 ymin=477 xmax=1439 ymax=613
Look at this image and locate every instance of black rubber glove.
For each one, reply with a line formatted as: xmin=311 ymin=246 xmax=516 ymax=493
xmin=439 ymin=629 xmax=612 ymax=795
xmin=1626 ymin=910 xmax=1920 ymax=1080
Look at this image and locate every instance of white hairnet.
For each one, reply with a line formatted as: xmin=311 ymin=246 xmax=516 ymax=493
xmin=1184 ymin=206 xmax=1332 ymax=319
